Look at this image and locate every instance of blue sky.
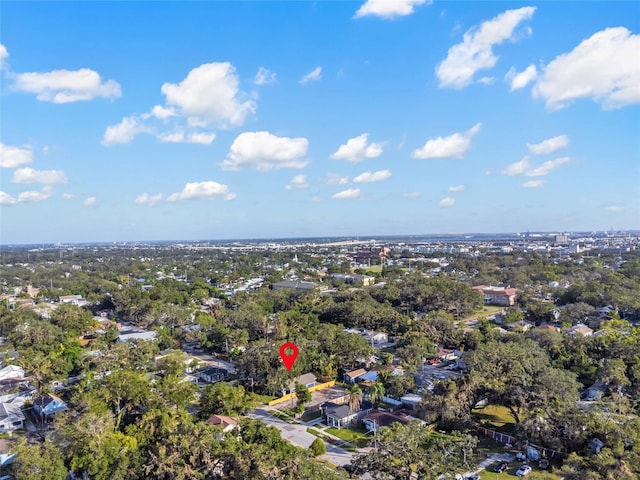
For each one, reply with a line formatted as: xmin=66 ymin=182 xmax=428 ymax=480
xmin=1 ymin=1 xmax=639 ymax=243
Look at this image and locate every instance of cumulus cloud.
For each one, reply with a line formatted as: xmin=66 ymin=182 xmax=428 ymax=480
xmin=604 ymin=204 xmax=624 ymax=212
xmin=0 ymin=43 xmax=8 ymax=70
xmin=332 ymin=188 xmax=362 ymax=200
xmin=506 ymin=64 xmax=537 ymax=90
xmin=62 ymin=193 xmax=75 ymax=200
xmin=8 ymin=186 xmax=55 ymax=204
xmin=527 ymin=135 xmax=569 ymax=155
xmin=522 ymin=180 xmax=545 ymax=188
xmin=167 ymin=181 xmax=236 ymax=201
xmin=254 ymin=67 xmax=276 ymax=85
xmin=524 ymin=157 xmax=570 ymax=177
xmin=135 ymin=192 xmax=163 ymax=206
xmin=354 ymin=0 xmax=429 ymax=19
xmin=353 ymin=169 xmax=392 ymax=183
xmin=84 ymin=196 xmax=98 ymax=207
xmin=0 ymin=191 xmax=16 ymax=206
xmin=0 ymin=143 xmax=33 ymax=168
xmin=219 ymin=131 xmax=309 ymax=171
xmin=402 ymin=192 xmax=421 ymax=198
xmin=285 ymin=174 xmax=309 ymax=190
xmin=300 ymin=66 xmax=322 ymax=84
xmin=157 ymin=131 xmax=216 ymax=144
xmin=502 ymin=157 xmax=531 ymax=176
xmin=448 ymin=184 xmax=465 ymax=192
xmin=412 ymin=123 xmax=481 ymax=159
xmin=149 ymin=105 xmax=176 ymax=120
xmin=331 ymin=133 xmax=383 ymax=163
xmin=323 ymin=173 xmax=350 ymax=185
xmin=12 ymin=68 xmax=121 ymax=103
xmin=502 ymin=156 xmax=569 ymax=177
xmin=11 ymin=167 xmax=67 ymax=184
xmin=533 ymin=27 xmax=640 ymax=110
xmin=102 ymin=116 xmax=151 ymax=145
xmin=436 ymin=7 xmax=536 ymax=88
xmin=439 ymin=197 xmax=455 ymax=207
xmin=161 ymin=62 xmax=256 ymax=128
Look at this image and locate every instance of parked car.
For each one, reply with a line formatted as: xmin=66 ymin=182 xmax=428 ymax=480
xmin=493 ymin=462 xmax=508 ymax=473
xmin=516 ymin=465 xmax=532 ymax=476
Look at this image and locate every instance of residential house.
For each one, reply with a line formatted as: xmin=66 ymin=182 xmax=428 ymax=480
xmin=0 ymin=396 xmax=26 ymax=433
xmin=400 ymin=394 xmax=422 ymax=408
xmin=321 ymin=400 xmax=372 ymax=429
xmin=568 ymin=324 xmax=594 ymax=337
xmin=287 ymin=373 xmax=317 ymax=393
xmin=0 ymin=365 xmax=25 ymax=383
xmin=117 ymin=325 xmax=158 ymax=342
xmin=196 ymin=367 xmax=228 ymax=384
xmin=435 ymin=347 xmax=460 ymax=361
xmin=33 ymin=393 xmax=68 ymax=419
xmin=206 ymin=414 xmax=238 ymax=432
xmin=343 ymin=368 xmax=367 ymax=384
xmin=472 ymin=285 xmax=518 ymax=306
xmin=362 ymin=409 xmax=419 ymax=432
xmin=272 ymin=280 xmax=317 ymax=293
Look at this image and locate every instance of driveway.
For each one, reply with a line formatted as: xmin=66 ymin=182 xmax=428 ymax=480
xmin=248 ymin=408 xmax=358 ymax=467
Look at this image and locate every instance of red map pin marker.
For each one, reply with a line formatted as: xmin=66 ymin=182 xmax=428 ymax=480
xmin=279 ymin=342 xmax=299 ymax=371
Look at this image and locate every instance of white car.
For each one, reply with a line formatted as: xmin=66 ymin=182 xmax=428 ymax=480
xmin=516 ymin=465 xmax=532 ymax=476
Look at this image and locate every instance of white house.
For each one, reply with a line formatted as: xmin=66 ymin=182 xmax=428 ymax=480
xmin=0 ymin=365 xmax=24 ymax=382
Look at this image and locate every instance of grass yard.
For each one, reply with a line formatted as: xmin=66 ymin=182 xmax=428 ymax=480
xmin=301 ymin=410 xmax=322 ymax=422
xmin=325 ymin=426 xmax=371 ymax=448
xmin=478 ymin=465 xmax=562 ymax=479
xmin=473 ymin=404 xmax=516 ymax=431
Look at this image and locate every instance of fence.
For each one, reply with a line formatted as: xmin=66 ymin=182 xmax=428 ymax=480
xmin=267 ymin=380 xmax=336 ymax=406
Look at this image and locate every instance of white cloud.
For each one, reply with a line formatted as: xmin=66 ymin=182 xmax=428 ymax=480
xmin=0 ymin=143 xmax=33 ymax=168
xmin=527 ymin=135 xmax=569 ymax=155
xmin=0 ymin=43 xmax=8 ymax=70
xmin=102 ymin=115 xmax=151 ymax=145
xmin=436 ymin=6 xmax=536 ymax=88
xmin=167 ymin=181 xmax=236 ymax=201
xmin=412 ymin=123 xmax=481 ymax=159
xmin=62 ymin=193 xmax=75 ymax=200
xmin=502 ymin=157 xmax=531 ymax=176
xmin=12 ymin=167 xmax=67 ymax=184
xmin=525 ymin=157 xmax=570 ymax=177
xmin=533 ymin=27 xmax=640 ymax=110
xmin=17 ymin=186 xmax=54 ymax=204
xmin=254 ymin=67 xmax=276 ymax=85
xmin=331 ymin=133 xmax=384 ymax=163
xmin=324 ymin=173 xmax=350 ymax=185
xmin=448 ymin=184 xmax=465 ymax=192
xmin=285 ymin=174 xmax=309 ymax=190
xmin=506 ymin=64 xmax=537 ymax=90
xmin=12 ymin=68 xmax=121 ymax=103
xmin=478 ymin=76 xmax=496 ymax=85
xmin=0 ymin=191 xmax=16 ymax=206
xmin=135 ymin=192 xmax=163 ymax=206
xmin=439 ymin=197 xmax=455 ymax=207
xmin=219 ymin=131 xmax=309 ymax=171
xmin=605 ymin=204 xmax=624 ymax=212
xmin=522 ymin=180 xmax=545 ymax=188
xmin=161 ymin=62 xmax=256 ymax=128
xmin=157 ymin=131 xmax=216 ymax=144
xmin=353 ymin=169 xmax=392 ymax=183
xmin=150 ymin=105 xmax=176 ymax=120
xmin=332 ymin=188 xmax=362 ymax=200
xmin=300 ymin=66 xmax=322 ymax=84
xmin=503 ymin=156 xmax=569 ymax=177
xmin=84 ymin=196 xmax=97 ymax=207
xmin=402 ymin=192 xmax=421 ymax=198
xmin=354 ymin=0 xmax=429 ymax=19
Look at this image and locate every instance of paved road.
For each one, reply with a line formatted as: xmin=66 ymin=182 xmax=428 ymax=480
xmin=248 ymin=408 xmax=358 ymax=467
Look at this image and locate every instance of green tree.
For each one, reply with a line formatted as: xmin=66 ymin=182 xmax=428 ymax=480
xmin=309 ymin=438 xmax=326 ymax=457
xmin=10 ymin=439 xmax=68 ymax=480
xmin=368 ymin=381 xmax=386 ymax=407
xmin=347 ymin=383 xmax=363 ymax=413
xmin=199 ymin=382 xmax=257 ymax=419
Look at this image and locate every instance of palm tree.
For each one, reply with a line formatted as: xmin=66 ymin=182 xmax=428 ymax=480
xmin=346 ymin=383 xmax=363 ymax=413
xmin=368 ymin=381 xmax=385 ymax=407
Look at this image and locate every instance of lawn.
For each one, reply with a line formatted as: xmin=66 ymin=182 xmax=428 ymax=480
xmin=325 ymin=426 xmax=371 ymax=448
xmin=300 ymin=410 xmax=322 ymax=422
xmin=478 ymin=465 xmax=562 ymax=479
xmin=473 ymin=404 xmax=516 ymax=431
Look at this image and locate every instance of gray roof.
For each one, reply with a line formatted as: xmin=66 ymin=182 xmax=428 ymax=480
xmin=273 ymin=280 xmax=317 ymax=290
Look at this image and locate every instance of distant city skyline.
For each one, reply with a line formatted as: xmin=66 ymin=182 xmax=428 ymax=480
xmin=1 ymin=1 xmax=638 ymax=244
